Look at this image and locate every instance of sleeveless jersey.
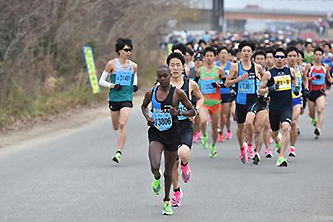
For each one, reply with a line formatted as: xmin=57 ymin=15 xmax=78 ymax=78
xmin=177 ymin=77 xmax=190 ymax=121
xmin=267 ymin=67 xmax=293 ymax=110
xmin=199 ymin=65 xmax=221 ymax=106
xmin=151 ymin=86 xmax=177 ymax=131
xmin=109 ymin=58 xmax=134 ymax=101
xmin=308 ymin=64 xmax=327 ymax=91
xmin=236 ymin=62 xmax=259 ymax=105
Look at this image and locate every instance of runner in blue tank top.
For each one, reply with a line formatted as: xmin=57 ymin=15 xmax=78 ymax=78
xmin=99 ymin=38 xmax=138 ymax=164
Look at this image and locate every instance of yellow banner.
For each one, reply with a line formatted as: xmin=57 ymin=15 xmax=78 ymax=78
xmin=83 ymin=46 xmax=100 ymax=94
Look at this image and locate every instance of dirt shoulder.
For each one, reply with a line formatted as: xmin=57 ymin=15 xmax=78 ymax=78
xmin=0 ymin=95 xmax=144 ymax=151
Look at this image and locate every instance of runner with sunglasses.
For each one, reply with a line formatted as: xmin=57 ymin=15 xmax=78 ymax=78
xmin=259 ymin=48 xmax=300 ymax=167
xmin=99 ymin=38 xmax=138 ymax=164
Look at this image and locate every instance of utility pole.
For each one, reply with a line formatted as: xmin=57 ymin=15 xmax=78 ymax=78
xmin=212 ymin=0 xmax=224 ymax=31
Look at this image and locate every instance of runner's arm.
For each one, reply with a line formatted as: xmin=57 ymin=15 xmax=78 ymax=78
xmin=99 ymin=60 xmax=116 ymax=88
xmin=303 ymin=64 xmax=310 ymax=89
xmin=291 ymin=68 xmax=298 ymax=87
xmin=190 ymin=80 xmax=204 ymax=110
xmin=259 ymin=71 xmax=271 ymax=95
xmin=325 ymin=64 xmax=332 ymax=84
xmin=141 ymin=90 xmax=154 ymax=125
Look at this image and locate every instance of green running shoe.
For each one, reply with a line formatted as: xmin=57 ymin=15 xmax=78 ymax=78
xmin=201 ymin=133 xmax=208 ymax=149
xmin=311 ymin=117 xmax=318 ymax=127
xmin=276 ymin=156 xmax=288 ymax=167
xmin=275 ymin=141 xmax=281 ymax=154
xmin=112 ymin=152 xmax=122 ymax=163
xmin=209 ymin=144 xmax=217 ymax=158
xmin=152 ymin=178 xmax=161 ymax=195
xmin=162 ymin=200 xmax=173 ymax=215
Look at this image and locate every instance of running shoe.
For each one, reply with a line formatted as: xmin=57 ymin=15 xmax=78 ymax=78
xmin=247 ymin=144 xmax=254 ymax=159
xmin=218 ymin=132 xmax=225 ymax=142
xmin=193 ymin=132 xmax=199 ymax=143
xmin=312 ymin=117 xmax=318 ymax=127
xmin=181 ymin=163 xmax=191 ymax=183
xmin=112 ymin=152 xmax=122 ymax=163
xmin=226 ymin=131 xmax=232 ymax=140
xmin=253 ymin=152 xmax=260 ymax=165
xmin=201 ymin=133 xmax=208 ymax=149
xmin=209 ymin=144 xmax=217 ymax=158
xmin=240 ymin=144 xmax=248 ymax=164
xmin=288 ymin=146 xmax=296 ymax=157
xmin=171 ymin=189 xmax=183 ymax=207
xmin=314 ymin=128 xmax=320 ymax=139
xmin=275 ymin=141 xmax=281 ymax=154
xmin=265 ymin=148 xmax=273 ymax=158
xmin=162 ymin=200 xmax=173 ymax=215
xmin=276 ymin=156 xmax=288 ymax=167
xmin=198 ymin=131 xmax=203 ymax=140
xmin=152 ymin=178 xmax=161 ymax=195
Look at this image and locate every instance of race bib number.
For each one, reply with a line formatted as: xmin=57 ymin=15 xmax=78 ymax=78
xmin=311 ymin=73 xmax=325 ymax=85
xmin=115 ymin=70 xmax=132 ymax=86
xmin=273 ymin=75 xmax=291 ymax=91
xmin=238 ymin=79 xmax=255 ymax=94
xmin=178 ymin=102 xmax=188 ymax=121
xmin=201 ymin=79 xmax=215 ymax=94
xmin=152 ymin=112 xmax=172 ymax=131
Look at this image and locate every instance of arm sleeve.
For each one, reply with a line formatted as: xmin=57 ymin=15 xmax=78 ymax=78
xmin=99 ymin=70 xmax=113 ymax=88
xmin=133 ymin=72 xmax=138 ymax=85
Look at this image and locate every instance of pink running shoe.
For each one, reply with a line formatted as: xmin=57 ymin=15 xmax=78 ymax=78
xmin=197 ymin=131 xmax=203 ymax=140
xmin=288 ymin=146 xmax=296 ymax=157
xmin=265 ymin=148 xmax=273 ymax=158
xmin=218 ymin=132 xmax=225 ymax=142
xmin=247 ymin=144 xmax=254 ymax=159
xmin=193 ymin=132 xmax=199 ymax=143
xmin=240 ymin=144 xmax=248 ymax=164
xmin=181 ymin=163 xmax=191 ymax=183
xmin=226 ymin=131 xmax=232 ymax=140
xmin=171 ymin=189 xmax=183 ymax=207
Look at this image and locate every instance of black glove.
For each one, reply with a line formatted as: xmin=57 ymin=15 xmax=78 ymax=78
xmin=114 ymin=84 xmax=123 ymax=90
xmin=268 ymin=84 xmax=279 ymax=93
xmin=302 ymin=88 xmax=310 ymax=98
xmin=294 ymin=86 xmax=300 ymax=96
xmin=211 ymin=82 xmax=218 ymax=88
xmin=315 ymin=74 xmax=322 ymax=80
xmin=133 ymin=85 xmax=139 ymax=92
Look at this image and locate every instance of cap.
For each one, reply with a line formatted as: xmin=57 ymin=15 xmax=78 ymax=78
xmin=194 ymin=53 xmax=203 ymax=61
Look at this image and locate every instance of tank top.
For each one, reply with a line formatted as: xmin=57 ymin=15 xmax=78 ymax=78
xmin=177 ymin=77 xmax=191 ymax=121
xmin=151 ymin=86 xmax=177 ymax=131
xmin=267 ymin=67 xmax=293 ymax=111
xmin=109 ymin=58 xmax=134 ymax=101
xmin=217 ymin=61 xmax=232 ymax=95
xmin=236 ymin=62 xmax=259 ymax=105
xmin=308 ymin=64 xmax=327 ymax=91
xmin=199 ymin=65 xmax=221 ymax=106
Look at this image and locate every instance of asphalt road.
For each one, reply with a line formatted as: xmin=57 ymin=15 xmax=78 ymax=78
xmin=1 ymin=93 xmax=333 ymax=222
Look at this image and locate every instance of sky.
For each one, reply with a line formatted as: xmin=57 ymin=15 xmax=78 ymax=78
xmin=189 ymin=0 xmax=333 ymax=13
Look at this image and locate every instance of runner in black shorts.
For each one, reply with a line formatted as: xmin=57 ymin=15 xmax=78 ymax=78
xmin=141 ymin=65 xmax=196 ymax=215
xmin=166 ymin=53 xmax=203 ymax=207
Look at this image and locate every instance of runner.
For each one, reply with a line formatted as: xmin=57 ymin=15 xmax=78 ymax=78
xmin=216 ymin=46 xmax=235 ymax=141
xmin=190 ymin=53 xmax=204 ymax=143
xmin=166 ymin=53 xmax=204 ymax=207
xmin=304 ymin=47 xmax=332 ymax=139
xmin=304 ymin=42 xmax=314 ymax=64
xmin=225 ymin=41 xmax=266 ymax=164
xmin=141 ymin=65 xmax=196 ymax=215
xmin=252 ymin=50 xmax=273 ymax=164
xmin=265 ymin=47 xmax=275 ymax=70
xmin=286 ymin=46 xmax=305 ymax=157
xmin=98 ymin=38 xmax=138 ymax=163
xmin=259 ymin=48 xmax=300 ymax=167
xmin=322 ymin=42 xmax=333 ymax=75
xmin=185 ymin=47 xmax=195 ymax=69
xmin=198 ymin=47 xmax=224 ymax=158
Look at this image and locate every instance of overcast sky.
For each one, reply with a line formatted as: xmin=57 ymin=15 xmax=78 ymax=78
xmin=189 ymin=0 xmax=333 ymax=13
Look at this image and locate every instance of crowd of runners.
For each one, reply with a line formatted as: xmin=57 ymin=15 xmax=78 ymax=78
xmin=99 ymin=37 xmax=332 ymax=215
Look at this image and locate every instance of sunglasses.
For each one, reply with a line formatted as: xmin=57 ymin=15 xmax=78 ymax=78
xmin=275 ymin=55 xmax=285 ymax=59
xmin=123 ymin=48 xmax=132 ymax=52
